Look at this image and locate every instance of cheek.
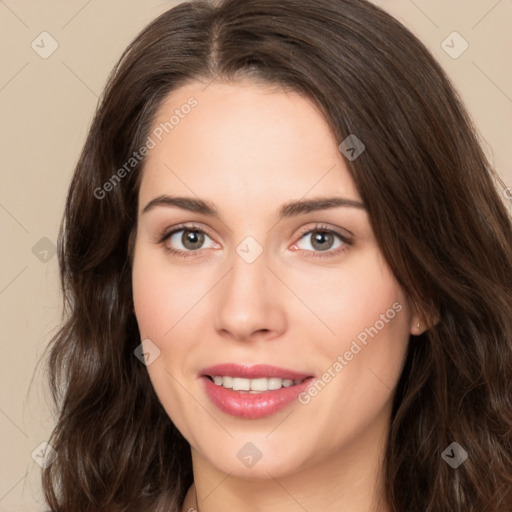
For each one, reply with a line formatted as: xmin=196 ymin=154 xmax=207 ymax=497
xmin=131 ymin=244 xmax=205 ymax=433
xmin=131 ymin=241 xmax=206 ymax=339
xmin=132 ymin=240 xmax=212 ymax=390
xmin=293 ymin=247 xmax=411 ymax=416
xmin=290 ymin=246 xmax=409 ymax=350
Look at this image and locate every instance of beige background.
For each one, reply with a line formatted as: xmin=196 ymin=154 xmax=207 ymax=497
xmin=1 ymin=0 xmax=511 ymax=510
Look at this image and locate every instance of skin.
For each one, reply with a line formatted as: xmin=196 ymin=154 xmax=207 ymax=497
xmin=132 ymin=79 xmax=423 ymax=512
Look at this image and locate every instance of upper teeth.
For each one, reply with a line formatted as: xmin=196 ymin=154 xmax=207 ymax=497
xmin=211 ymin=376 xmax=303 ymax=392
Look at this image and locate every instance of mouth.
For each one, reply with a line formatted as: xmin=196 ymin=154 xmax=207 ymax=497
xmin=204 ymin=374 xmax=307 ymax=393
xmin=199 ymin=363 xmax=315 ymax=418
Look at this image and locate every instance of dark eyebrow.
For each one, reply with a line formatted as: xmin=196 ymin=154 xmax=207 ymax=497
xmin=279 ymin=196 xmax=366 ymax=216
xmin=141 ymin=195 xmax=366 ymax=218
xmin=142 ymin=195 xmax=218 ymax=216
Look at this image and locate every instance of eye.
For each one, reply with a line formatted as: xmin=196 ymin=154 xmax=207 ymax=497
xmin=157 ymin=222 xmax=352 ymax=259
xmin=291 ymin=224 xmax=352 ymax=258
xmin=158 ymin=224 xmax=219 ymax=258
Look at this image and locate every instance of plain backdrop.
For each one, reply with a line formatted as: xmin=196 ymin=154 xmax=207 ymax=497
xmin=1 ymin=0 xmax=511 ymax=510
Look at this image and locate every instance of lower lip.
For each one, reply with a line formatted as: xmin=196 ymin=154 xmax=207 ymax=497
xmin=200 ymin=376 xmax=314 ymax=419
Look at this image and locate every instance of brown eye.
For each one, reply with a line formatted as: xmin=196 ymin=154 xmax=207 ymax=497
xmin=291 ymin=225 xmax=353 ymax=259
xmin=180 ymin=229 xmax=205 ymax=250
xmin=159 ymin=224 xmax=219 ymax=258
xmin=296 ymin=229 xmax=346 ymax=252
xmin=309 ymin=231 xmax=336 ymax=251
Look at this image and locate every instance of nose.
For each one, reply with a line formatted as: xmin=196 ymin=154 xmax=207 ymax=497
xmin=213 ymin=247 xmax=287 ymax=342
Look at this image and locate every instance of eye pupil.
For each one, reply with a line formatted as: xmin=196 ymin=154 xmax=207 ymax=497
xmin=311 ymin=231 xmax=333 ymax=251
xmin=182 ymin=230 xmax=204 ymax=250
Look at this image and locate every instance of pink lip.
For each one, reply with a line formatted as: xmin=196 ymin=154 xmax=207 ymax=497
xmin=199 ymin=363 xmax=315 ymax=419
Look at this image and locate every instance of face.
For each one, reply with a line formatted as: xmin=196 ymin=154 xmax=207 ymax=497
xmin=132 ymin=79 xmax=415 ymax=480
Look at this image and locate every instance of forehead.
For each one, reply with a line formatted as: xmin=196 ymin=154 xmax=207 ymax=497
xmin=138 ymin=80 xmax=361 ymax=213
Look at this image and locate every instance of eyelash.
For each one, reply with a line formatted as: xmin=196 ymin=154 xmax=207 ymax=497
xmin=156 ymin=223 xmax=353 ymax=259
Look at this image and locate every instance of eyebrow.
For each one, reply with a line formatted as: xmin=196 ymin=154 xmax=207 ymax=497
xmin=141 ymin=194 xmax=366 ymax=218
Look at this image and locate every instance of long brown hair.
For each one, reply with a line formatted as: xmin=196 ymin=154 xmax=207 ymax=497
xmin=42 ymin=0 xmax=512 ymax=510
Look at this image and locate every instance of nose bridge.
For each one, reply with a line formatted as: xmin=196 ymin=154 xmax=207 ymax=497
xmin=229 ymin=252 xmax=262 ymax=294
xmin=213 ymin=241 xmax=286 ymax=340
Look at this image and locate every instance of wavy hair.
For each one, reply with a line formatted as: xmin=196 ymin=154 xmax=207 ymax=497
xmin=42 ymin=0 xmax=512 ymax=510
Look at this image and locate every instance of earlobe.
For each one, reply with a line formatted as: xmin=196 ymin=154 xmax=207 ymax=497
xmin=410 ymin=309 xmax=440 ymax=335
xmin=410 ymin=319 xmax=422 ymax=336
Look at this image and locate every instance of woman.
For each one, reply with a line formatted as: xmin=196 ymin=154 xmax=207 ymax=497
xmin=42 ymin=0 xmax=512 ymax=510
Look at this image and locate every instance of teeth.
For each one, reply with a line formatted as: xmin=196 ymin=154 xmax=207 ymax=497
xmin=249 ymin=377 xmax=268 ymax=391
xmin=268 ymin=377 xmax=282 ymax=390
xmin=210 ymin=376 xmax=303 ymax=392
xmin=233 ymin=377 xmax=250 ymax=391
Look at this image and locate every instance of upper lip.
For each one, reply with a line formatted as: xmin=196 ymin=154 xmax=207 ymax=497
xmin=200 ymin=363 xmax=313 ymax=380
